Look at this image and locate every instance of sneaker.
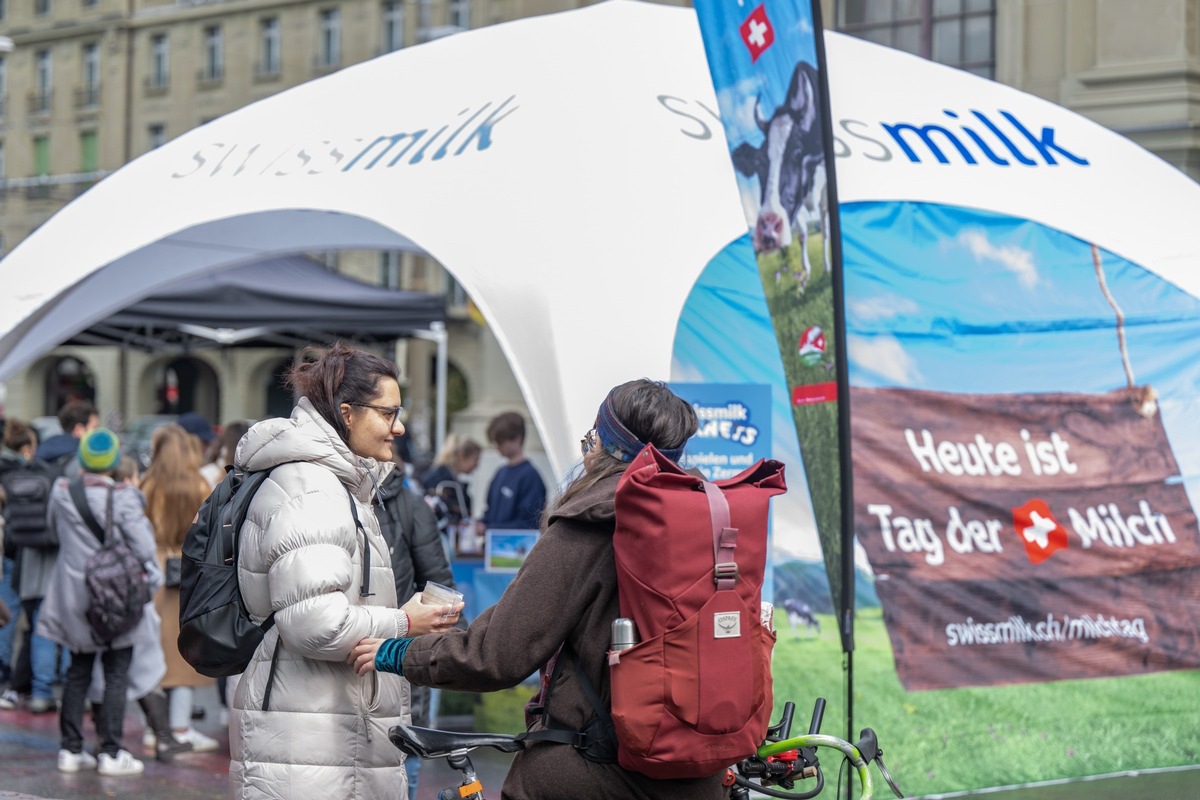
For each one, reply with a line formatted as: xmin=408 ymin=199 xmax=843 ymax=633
xmin=0 ymin=689 xmax=21 ymax=710
xmin=155 ymin=734 xmax=194 ymax=762
xmin=141 ymin=730 xmax=156 ymax=750
xmin=29 ymin=696 xmax=58 ymax=714
xmin=57 ymin=749 xmax=98 ymax=773
xmin=173 ymin=727 xmax=219 ymax=753
xmin=97 ymin=749 xmax=144 ymax=776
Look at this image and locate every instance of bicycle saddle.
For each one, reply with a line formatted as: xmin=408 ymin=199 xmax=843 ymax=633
xmin=389 ymin=724 xmax=527 ymax=758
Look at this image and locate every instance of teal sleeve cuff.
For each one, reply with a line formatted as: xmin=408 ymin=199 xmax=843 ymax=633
xmin=375 ymin=637 xmax=415 ymax=676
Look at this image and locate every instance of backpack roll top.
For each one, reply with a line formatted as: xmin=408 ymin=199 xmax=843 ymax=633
xmin=608 ymin=443 xmax=786 ymax=779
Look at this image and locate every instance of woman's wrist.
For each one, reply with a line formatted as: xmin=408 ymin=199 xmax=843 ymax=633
xmin=396 ymin=609 xmax=410 ymax=638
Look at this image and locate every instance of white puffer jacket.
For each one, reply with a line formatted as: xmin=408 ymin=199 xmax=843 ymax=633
xmin=230 ymin=398 xmax=411 ymax=800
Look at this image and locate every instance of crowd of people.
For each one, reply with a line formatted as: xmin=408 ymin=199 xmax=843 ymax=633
xmin=0 ymin=342 xmax=602 ymax=798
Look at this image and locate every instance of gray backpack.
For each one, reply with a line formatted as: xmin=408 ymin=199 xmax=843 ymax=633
xmin=69 ymin=478 xmax=153 ymax=645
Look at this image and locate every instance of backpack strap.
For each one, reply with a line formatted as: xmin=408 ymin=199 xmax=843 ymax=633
xmin=347 ymin=485 xmax=372 ymax=598
xmin=516 ymin=641 xmax=617 ymax=764
xmin=702 ymin=481 xmax=738 ymax=590
xmin=69 ymin=476 xmax=110 ymax=544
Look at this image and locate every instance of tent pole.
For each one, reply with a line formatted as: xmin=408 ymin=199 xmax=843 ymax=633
xmin=433 ymin=321 xmax=448 ymax=455
xmin=410 ymin=323 xmax=449 ymax=456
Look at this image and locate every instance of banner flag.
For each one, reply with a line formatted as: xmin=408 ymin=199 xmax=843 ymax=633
xmin=692 ymin=1 xmax=854 ymax=649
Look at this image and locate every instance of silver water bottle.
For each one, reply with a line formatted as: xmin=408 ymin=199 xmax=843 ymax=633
xmin=610 ymin=618 xmax=638 ymax=652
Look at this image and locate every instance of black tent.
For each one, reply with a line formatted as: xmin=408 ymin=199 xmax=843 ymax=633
xmin=66 ymin=255 xmax=446 ymax=350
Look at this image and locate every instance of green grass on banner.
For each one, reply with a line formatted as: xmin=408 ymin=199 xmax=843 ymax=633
xmin=757 ymin=232 xmax=845 ymax=625
xmin=773 ymin=607 xmax=1200 ymax=795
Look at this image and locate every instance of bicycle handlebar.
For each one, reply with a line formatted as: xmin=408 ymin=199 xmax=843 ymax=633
xmin=389 ymin=698 xmax=902 ymax=800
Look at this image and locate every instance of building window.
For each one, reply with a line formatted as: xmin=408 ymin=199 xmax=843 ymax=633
xmin=79 ymin=42 xmax=100 ymax=107
xmin=259 ymin=17 xmax=281 ymax=75
xmin=449 ymin=0 xmax=470 ymax=30
xmin=83 ymin=0 xmax=97 ymax=6
xmin=202 ymin=25 xmax=224 ymax=82
xmin=35 ymin=0 xmax=51 ymax=16
xmin=836 ymin=0 xmax=994 ymax=78
xmin=319 ymin=9 xmax=342 ymax=68
xmin=417 ymin=0 xmax=431 ymax=31
xmin=148 ymin=123 xmax=166 ymax=150
xmin=382 ymin=1 xmax=404 ymax=53
xmin=31 ymin=49 xmax=52 ymax=114
xmin=149 ymin=33 xmax=169 ymax=88
xmin=30 ymin=135 xmax=50 ymax=199
xmin=0 ymin=0 xmax=6 ymax=22
xmin=0 ymin=56 xmax=7 ymax=117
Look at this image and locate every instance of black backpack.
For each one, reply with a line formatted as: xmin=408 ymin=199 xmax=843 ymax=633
xmin=1 ymin=461 xmax=56 ymax=548
xmin=69 ymin=478 xmax=153 ymax=645
xmin=177 ymin=466 xmax=279 ymax=678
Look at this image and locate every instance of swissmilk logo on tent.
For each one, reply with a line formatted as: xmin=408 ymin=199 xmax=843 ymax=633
xmin=169 ymin=96 xmax=519 ymax=180
xmin=835 ymin=108 xmax=1090 ymax=167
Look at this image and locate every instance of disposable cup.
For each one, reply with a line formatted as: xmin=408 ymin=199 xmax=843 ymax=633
xmin=422 ymin=581 xmax=463 ymax=607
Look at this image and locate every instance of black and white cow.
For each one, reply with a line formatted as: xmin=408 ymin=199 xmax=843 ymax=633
xmin=732 ymin=60 xmax=829 ymax=287
xmin=783 ymin=598 xmax=820 ymax=635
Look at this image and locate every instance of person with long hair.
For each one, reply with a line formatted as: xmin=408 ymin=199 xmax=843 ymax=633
xmin=350 ymin=379 xmax=725 ymax=800
xmin=230 ymin=341 xmax=462 ymax=800
xmin=140 ymin=422 xmax=219 ymax=753
xmin=200 ymin=420 xmax=250 ymax=490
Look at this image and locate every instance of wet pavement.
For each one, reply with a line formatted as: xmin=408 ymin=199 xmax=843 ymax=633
xmin=0 ymin=684 xmax=514 ymax=800
xmin=4 ymin=685 xmax=1195 ymax=799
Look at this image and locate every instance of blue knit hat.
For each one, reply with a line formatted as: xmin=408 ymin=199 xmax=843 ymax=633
xmin=78 ymin=428 xmax=121 ymax=473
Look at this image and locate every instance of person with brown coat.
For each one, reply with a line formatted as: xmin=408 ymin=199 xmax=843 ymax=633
xmin=140 ymin=422 xmax=219 ymax=753
xmin=352 ymin=379 xmax=730 ymax=800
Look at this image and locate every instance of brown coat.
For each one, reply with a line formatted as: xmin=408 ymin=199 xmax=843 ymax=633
xmin=404 ymin=475 xmax=729 ymax=800
xmin=155 ymin=547 xmax=213 ymax=688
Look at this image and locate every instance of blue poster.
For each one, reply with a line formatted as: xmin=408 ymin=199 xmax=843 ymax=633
xmin=669 ymin=382 xmax=772 ymax=481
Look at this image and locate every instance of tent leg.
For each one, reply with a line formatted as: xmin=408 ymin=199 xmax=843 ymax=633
xmin=433 ymin=321 xmax=447 ymax=455
xmin=410 ymin=322 xmax=449 ymax=457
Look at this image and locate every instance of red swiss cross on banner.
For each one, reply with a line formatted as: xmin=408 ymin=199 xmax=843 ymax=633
xmin=739 ymin=5 xmax=775 ymax=63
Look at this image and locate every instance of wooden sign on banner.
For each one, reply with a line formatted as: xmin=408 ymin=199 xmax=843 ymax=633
xmin=851 ymin=385 xmax=1200 ymax=690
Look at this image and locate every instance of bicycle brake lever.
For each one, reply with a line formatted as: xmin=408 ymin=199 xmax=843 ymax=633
xmin=874 ymin=751 xmax=904 ymax=798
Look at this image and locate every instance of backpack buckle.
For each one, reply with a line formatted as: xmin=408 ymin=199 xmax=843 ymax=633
xmin=713 ymin=562 xmax=739 ymax=587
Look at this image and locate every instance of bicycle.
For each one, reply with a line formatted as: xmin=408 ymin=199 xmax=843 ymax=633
xmin=389 ymin=697 xmax=903 ymax=800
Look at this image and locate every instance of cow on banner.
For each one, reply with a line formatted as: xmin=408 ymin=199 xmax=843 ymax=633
xmin=733 ymin=60 xmax=830 ymax=288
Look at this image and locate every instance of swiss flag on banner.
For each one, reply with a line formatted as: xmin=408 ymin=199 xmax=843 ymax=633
xmin=739 ymin=5 xmax=775 ymax=62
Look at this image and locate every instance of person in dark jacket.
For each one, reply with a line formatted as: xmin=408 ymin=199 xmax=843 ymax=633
xmin=477 ymin=412 xmax=546 ymax=533
xmin=375 ymin=438 xmax=456 ymax=800
xmin=351 ymin=379 xmax=728 ymax=800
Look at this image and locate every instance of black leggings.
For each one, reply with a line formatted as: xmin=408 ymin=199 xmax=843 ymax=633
xmin=60 ymin=647 xmax=133 ymax=757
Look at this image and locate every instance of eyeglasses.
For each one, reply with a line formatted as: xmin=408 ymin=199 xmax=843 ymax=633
xmin=352 ymin=403 xmax=404 ymax=427
xmin=580 ymin=428 xmax=597 ymax=458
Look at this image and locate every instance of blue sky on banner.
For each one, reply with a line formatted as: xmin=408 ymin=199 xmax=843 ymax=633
xmin=696 ymin=1 xmax=819 ymax=157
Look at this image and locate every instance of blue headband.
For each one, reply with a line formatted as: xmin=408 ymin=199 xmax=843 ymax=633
xmin=595 ymin=392 xmax=686 ymax=463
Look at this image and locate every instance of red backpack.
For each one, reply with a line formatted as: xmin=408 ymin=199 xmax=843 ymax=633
xmin=608 ymin=444 xmax=786 ymax=779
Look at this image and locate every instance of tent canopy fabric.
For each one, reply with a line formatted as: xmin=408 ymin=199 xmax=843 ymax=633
xmin=65 ymin=255 xmax=446 ymax=351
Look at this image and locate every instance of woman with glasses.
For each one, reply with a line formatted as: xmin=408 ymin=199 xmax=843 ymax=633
xmin=230 ymin=341 xmax=463 ymax=800
xmin=351 ymin=379 xmax=726 ymax=800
